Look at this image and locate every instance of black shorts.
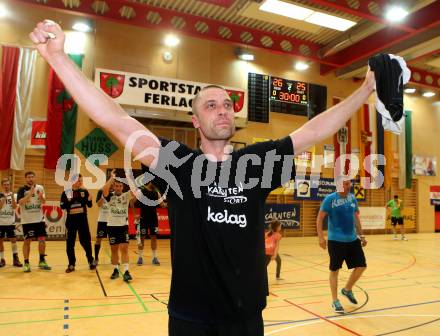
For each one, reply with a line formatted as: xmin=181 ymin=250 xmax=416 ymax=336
xmin=96 ymin=221 xmax=108 ymax=238
xmin=328 ymin=239 xmax=366 ymax=271
xmin=107 ymin=225 xmax=129 ymax=245
xmin=0 ymin=225 xmax=16 ymax=239
xmin=22 ymin=222 xmax=47 ymax=240
xmin=168 ymin=313 xmax=263 ymax=336
xmin=139 ymin=217 xmax=158 ymax=237
xmin=391 ymin=217 xmax=404 ymax=226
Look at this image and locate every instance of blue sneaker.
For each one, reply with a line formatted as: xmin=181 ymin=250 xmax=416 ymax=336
xmin=152 ymin=257 xmax=160 ymax=266
xmin=341 ymin=288 xmax=358 ymax=304
xmin=332 ymin=299 xmax=345 ymax=314
xmin=137 ymin=257 xmax=143 ymax=266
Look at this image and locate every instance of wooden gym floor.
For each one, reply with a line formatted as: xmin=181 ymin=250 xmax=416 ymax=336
xmin=0 ymin=233 xmax=439 ymax=336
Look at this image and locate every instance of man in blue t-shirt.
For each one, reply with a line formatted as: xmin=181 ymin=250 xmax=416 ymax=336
xmin=317 ymin=179 xmax=367 ymax=314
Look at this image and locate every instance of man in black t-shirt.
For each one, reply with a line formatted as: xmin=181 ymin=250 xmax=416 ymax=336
xmin=31 ymin=21 xmax=376 ymax=336
xmin=60 ymin=174 xmax=96 ymax=273
xmin=134 ymin=182 xmax=164 ymax=266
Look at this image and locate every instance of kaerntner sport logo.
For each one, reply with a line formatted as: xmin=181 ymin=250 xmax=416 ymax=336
xmin=100 ymin=72 xmax=125 ymax=98
xmin=207 ymin=182 xmax=248 ymax=205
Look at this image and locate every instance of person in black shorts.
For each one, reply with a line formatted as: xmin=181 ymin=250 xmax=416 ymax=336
xmin=134 ymin=182 xmax=164 ymax=266
xmin=0 ymin=178 xmax=22 ymax=267
xmin=94 ymin=186 xmax=112 ymax=264
xmin=387 ymin=195 xmax=407 ymax=240
xmin=31 ymin=21 xmax=376 ymax=335
xmin=317 ymin=179 xmax=367 ymax=314
xmin=103 ymin=171 xmax=136 ymax=282
xmin=17 ymin=171 xmax=51 ymax=272
xmin=60 ymin=174 xmax=96 ymax=273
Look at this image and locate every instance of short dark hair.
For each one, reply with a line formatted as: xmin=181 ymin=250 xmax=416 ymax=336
xmin=25 ymin=171 xmax=35 ymax=177
xmin=1 ymin=178 xmax=10 ymax=185
xmin=394 ymin=195 xmax=398 ymax=198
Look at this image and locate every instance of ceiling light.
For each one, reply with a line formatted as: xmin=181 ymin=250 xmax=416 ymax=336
xmin=295 ymin=61 xmax=309 ymax=71
xmin=260 ymin=0 xmax=356 ymax=31
xmin=72 ymin=22 xmax=91 ymax=33
xmin=238 ymin=53 xmax=254 ymax=61
xmin=305 ymin=12 xmax=356 ymax=31
xmin=385 ymin=6 xmax=408 ymax=22
xmin=423 ymin=92 xmax=436 ymax=98
xmin=164 ymin=34 xmax=180 ymax=47
xmin=0 ymin=4 xmax=9 ymax=18
xmin=259 ymin=0 xmax=313 ymax=21
xmin=404 ymin=88 xmax=416 ymax=94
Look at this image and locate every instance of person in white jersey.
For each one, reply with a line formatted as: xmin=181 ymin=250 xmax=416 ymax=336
xmin=94 ymin=185 xmax=113 ymax=264
xmin=103 ymin=170 xmax=136 ymax=282
xmin=0 ymin=178 xmax=23 ymax=267
xmin=16 ymin=171 xmax=51 ymax=272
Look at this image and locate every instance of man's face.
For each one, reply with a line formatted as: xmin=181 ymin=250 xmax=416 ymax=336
xmin=192 ymin=88 xmax=236 ymax=141
xmin=72 ymin=177 xmax=83 ymax=189
xmin=25 ymin=174 xmax=36 ymax=186
xmin=1 ymin=181 xmax=10 ymax=193
xmin=342 ymin=180 xmax=352 ymax=193
xmin=113 ymin=182 xmax=124 ymax=194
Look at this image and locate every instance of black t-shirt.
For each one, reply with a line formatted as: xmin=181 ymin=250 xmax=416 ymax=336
xmin=146 ymin=136 xmax=295 ymax=323
xmin=136 ymin=188 xmax=159 ymax=225
xmin=60 ymin=188 xmax=92 ymax=216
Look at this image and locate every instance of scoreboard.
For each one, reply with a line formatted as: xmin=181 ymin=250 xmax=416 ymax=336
xmin=247 ymin=73 xmax=326 ymax=122
xmin=270 ymin=77 xmax=308 ymax=105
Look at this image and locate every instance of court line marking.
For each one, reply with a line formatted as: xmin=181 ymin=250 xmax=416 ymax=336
xmin=265 ymin=314 xmax=440 ymax=336
xmin=283 ymin=299 xmax=362 ymax=336
xmin=104 ymin=250 xmax=149 ymax=312
xmin=264 ymin=299 xmax=440 ymax=328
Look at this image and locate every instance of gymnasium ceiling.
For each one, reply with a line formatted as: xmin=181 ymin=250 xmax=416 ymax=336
xmin=14 ymin=0 xmax=440 ymax=91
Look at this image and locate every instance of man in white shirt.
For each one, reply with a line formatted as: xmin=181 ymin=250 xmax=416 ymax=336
xmin=0 ymin=178 xmax=23 ymax=267
xmin=103 ymin=170 xmax=136 ymax=282
xmin=17 ymin=171 xmax=51 ymax=272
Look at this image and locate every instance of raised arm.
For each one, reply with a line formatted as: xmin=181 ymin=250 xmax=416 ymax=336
xmin=29 ymin=20 xmax=160 ymax=168
xmin=103 ymin=171 xmax=116 ymax=198
xmin=291 ymin=70 xmax=375 ymax=154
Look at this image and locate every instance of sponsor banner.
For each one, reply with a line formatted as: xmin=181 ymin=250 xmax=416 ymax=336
xmin=75 ymin=128 xmax=118 ymax=164
xmin=293 ymin=177 xmax=366 ymax=202
xmin=129 ymin=207 xmax=170 ymax=236
xmin=28 ymin=119 xmax=47 ymax=148
xmin=156 ymin=208 xmax=170 ymax=235
xmin=15 ymin=201 xmax=66 ymax=239
xmin=430 ymin=186 xmax=440 ymax=205
xmin=359 ymin=207 xmax=386 ymax=229
xmin=413 ymin=155 xmax=436 ymax=176
xmin=95 ymin=68 xmax=247 ymax=119
xmin=265 ymin=203 xmax=300 ymax=229
xmin=386 ymin=207 xmax=416 ymax=229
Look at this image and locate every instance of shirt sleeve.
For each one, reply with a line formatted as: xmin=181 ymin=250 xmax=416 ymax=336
xmin=141 ymin=138 xmax=195 ymax=197
xmin=240 ymin=136 xmax=296 ymax=193
xmin=16 ymin=187 xmax=25 ymax=203
xmin=96 ymin=190 xmax=103 ymax=203
xmin=320 ymin=196 xmax=331 ymax=213
xmin=353 ymin=196 xmax=359 ymax=212
xmin=60 ymin=192 xmax=70 ymax=210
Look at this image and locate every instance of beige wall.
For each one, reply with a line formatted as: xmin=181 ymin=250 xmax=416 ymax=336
xmin=404 ymin=95 xmax=440 ymax=232
xmin=1 ymin=1 xmax=439 ymax=233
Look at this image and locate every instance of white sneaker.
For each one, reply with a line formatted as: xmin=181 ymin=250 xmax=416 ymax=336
xmin=401 ymin=236 xmax=408 ymax=241
xmin=392 ymin=236 xmax=399 ymax=240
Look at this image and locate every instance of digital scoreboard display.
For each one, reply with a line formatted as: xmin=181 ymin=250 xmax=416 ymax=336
xmin=270 ymin=77 xmax=308 ymax=105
